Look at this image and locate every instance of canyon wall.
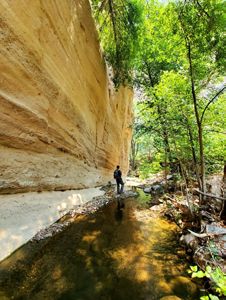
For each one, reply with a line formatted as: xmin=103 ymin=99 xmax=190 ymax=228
xmin=0 ymin=0 xmax=133 ymax=194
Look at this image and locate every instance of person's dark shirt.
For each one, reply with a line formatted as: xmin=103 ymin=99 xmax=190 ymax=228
xmin=117 ymin=169 xmax=122 ymax=178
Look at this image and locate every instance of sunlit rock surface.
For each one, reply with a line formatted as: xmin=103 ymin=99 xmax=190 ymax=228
xmin=0 ymin=0 xmax=133 ymax=194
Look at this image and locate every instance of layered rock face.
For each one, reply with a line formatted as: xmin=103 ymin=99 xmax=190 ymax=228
xmin=0 ymin=0 xmax=133 ymax=194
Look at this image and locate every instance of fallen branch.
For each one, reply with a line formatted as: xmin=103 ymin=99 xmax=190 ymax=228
xmin=164 ymin=195 xmax=175 ymax=201
xmin=194 ymin=189 xmax=226 ymax=201
xmin=188 ymin=229 xmax=226 ymax=238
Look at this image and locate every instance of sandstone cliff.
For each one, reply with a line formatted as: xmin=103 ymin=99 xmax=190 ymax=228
xmin=0 ymin=0 xmax=133 ymax=194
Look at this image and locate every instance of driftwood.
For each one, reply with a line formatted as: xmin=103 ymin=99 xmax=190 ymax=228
xmin=194 ymin=189 xmax=226 ymax=201
xmin=164 ymin=195 xmax=175 ymax=201
xmin=188 ymin=229 xmax=226 ymax=238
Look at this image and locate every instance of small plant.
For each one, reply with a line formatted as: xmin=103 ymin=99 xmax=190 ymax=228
xmin=188 ymin=265 xmax=226 ymax=299
xmin=208 ymin=241 xmax=219 ymax=259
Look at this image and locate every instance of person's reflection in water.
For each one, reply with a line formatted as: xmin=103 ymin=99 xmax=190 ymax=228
xmin=115 ymin=199 xmax=125 ymax=223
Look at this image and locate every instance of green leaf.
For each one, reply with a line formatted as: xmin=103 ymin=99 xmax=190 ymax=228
xmin=192 ymin=271 xmax=206 ymax=278
xmin=209 ymin=294 xmax=219 ymax=300
xmin=190 ymin=265 xmax=198 ymax=272
xmin=200 ymin=296 xmax=209 ymax=300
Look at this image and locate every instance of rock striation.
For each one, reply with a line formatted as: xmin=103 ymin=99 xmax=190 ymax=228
xmin=0 ymin=0 xmax=133 ymax=193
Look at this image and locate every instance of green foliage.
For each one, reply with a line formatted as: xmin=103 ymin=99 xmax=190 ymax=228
xmin=92 ymin=1 xmax=225 ymax=182
xmin=91 ymin=0 xmax=144 ymax=86
xmin=200 ymin=295 xmax=219 ymax=300
xmin=138 ymin=152 xmax=164 ymax=179
xmin=188 ymin=265 xmax=226 ymax=299
xmin=130 ymin=0 xmax=225 ymax=180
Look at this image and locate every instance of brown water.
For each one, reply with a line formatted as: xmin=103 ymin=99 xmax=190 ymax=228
xmin=0 ymin=194 xmax=199 ymax=300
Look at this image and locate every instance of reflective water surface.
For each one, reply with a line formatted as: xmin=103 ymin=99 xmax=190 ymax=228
xmin=0 ymin=194 xmax=199 ymax=300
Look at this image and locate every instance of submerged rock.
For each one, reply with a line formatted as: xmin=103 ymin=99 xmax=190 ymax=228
xmin=115 ymin=190 xmax=139 ymax=199
xmin=180 ymin=233 xmax=199 ymax=251
xmin=160 ymin=296 xmax=182 ymax=300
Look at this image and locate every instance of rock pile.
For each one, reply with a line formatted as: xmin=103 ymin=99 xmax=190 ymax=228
xmin=31 ymin=222 xmax=70 ymax=241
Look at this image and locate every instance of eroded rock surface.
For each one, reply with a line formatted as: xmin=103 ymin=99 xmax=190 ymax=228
xmin=0 ymin=0 xmax=133 ymax=193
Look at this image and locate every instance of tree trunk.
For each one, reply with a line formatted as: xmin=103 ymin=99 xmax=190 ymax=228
xmin=130 ymin=138 xmax=138 ymax=171
xmin=186 ymin=118 xmax=201 ymax=190
xmin=187 ymin=42 xmax=206 ymax=199
xmin=220 ymin=163 xmax=226 ymax=221
xmin=198 ymin=124 xmax=206 ymax=197
xmin=145 ymin=61 xmax=173 ymax=172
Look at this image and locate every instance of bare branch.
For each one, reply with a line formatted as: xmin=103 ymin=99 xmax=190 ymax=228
xmin=204 ymin=129 xmax=226 ymax=135
xmin=200 ymin=86 xmax=226 ymax=124
xmin=194 ymin=189 xmax=226 ymax=201
xmin=195 ymin=0 xmax=210 ymax=19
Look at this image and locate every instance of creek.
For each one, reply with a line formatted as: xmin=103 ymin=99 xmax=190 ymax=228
xmin=0 ymin=190 xmax=200 ymax=300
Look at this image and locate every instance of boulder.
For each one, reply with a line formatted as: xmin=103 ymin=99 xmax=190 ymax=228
xmin=144 ymin=187 xmax=152 ymax=193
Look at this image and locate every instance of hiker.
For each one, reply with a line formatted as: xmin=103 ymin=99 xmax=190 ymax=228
xmin=113 ymin=165 xmax=124 ymax=194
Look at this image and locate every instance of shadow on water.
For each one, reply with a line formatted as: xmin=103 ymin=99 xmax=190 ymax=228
xmin=0 ymin=194 xmax=200 ymax=300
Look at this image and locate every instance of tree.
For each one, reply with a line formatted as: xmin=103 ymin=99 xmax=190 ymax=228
xmin=91 ymin=0 xmax=225 ymax=195
xmin=176 ymin=0 xmax=225 ymax=197
xmin=91 ymin=0 xmax=144 ymax=86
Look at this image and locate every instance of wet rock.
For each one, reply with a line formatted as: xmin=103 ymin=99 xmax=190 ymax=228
xmin=32 ymin=222 xmax=70 ymax=241
xmin=206 ymin=224 xmax=226 ymax=235
xmin=149 ymin=198 xmax=161 ymax=207
xmin=100 ymin=182 xmax=113 ymax=191
xmin=206 ymin=224 xmax=226 ymax=258
xmin=213 ymin=235 xmax=226 ymax=258
xmin=144 ymin=184 xmax=164 ymax=194
xmin=171 ymin=276 xmax=198 ymax=296
xmin=150 ymin=204 xmax=165 ymax=211
xmin=180 ymin=234 xmax=199 ymax=251
xmin=211 ymin=199 xmax=223 ymax=212
xmin=193 ymin=247 xmax=211 ymax=270
xmin=164 ymin=210 xmax=174 ymax=220
xmin=201 ymin=211 xmax=217 ymax=222
xmin=160 ymin=296 xmax=182 ymax=300
xmin=75 ymin=195 xmax=112 ymax=214
xmin=144 ymin=187 xmax=152 ymax=193
xmin=115 ymin=190 xmax=138 ymax=199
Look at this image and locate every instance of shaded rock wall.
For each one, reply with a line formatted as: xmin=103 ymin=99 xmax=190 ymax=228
xmin=0 ymin=0 xmax=133 ymax=193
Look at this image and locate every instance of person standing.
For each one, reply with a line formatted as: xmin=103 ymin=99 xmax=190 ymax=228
xmin=113 ymin=165 xmax=124 ymax=194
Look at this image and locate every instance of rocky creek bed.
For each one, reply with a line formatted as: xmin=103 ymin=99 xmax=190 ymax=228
xmin=0 ymin=180 xmax=225 ymax=300
xmin=136 ymin=174 xmax=226 ymax=299
xmin=0 ymin=185 xmax=201 ymax=300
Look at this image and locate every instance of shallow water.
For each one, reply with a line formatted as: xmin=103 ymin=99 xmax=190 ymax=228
xmin=0 ymin=194 xmax=199 ymax=300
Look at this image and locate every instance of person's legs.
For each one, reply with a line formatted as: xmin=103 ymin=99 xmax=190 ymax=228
xmin=119 ymin=178 xmax=124 ymax=193
xmin=116 ymin=180 xmax=120 ymax=194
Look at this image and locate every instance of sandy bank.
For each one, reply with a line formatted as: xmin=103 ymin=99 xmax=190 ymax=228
xmin=0 ymin=187 xmax=104 ymax=261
